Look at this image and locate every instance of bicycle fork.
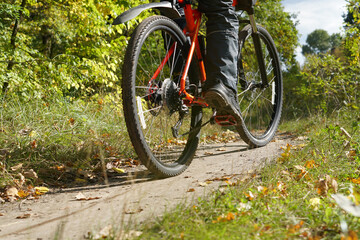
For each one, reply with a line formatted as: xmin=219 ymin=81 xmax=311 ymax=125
xmin=249 ymin=15 xmax=269 ymax=88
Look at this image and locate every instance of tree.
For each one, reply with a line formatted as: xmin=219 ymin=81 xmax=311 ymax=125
xmin=254 ymin=0 xmax=299 ymax=68
xmin=302 ymin=29 xmax=331 ymax=55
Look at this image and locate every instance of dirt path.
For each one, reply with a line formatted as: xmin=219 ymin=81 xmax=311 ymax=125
xmin=0 ymin=135 xmax=293 ymax=240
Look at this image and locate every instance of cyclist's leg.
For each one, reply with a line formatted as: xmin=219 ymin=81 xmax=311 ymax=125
xmin=198 ymin=0 xmax=239 ymax=95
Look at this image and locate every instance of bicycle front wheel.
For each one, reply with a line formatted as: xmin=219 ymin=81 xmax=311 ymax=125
xmin=122 ymin=16 xmax=202 ymax=177
xmin=236 ymin=24 xmax=283 ymax=147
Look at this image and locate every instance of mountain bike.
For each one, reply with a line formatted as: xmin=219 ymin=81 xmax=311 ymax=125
xmin=113 ymin=0 xmax=283 ymax=178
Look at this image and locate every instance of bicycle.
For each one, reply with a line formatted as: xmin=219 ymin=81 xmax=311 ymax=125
xmin=113 ymin=0 xmax=283 ymax=178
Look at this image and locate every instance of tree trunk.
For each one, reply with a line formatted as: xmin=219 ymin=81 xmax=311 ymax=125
xmin=2 ymin=0 xmax=27 ymax=96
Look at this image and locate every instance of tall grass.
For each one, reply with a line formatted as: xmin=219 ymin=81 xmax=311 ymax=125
xmin=0 ymin=97 xmax=132 ymax=187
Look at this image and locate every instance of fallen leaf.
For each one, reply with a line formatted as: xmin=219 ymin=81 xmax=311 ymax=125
xmin=30 ymin=140 xmax=37 ymax=149
xmin=121 ymin=230 xmax=143 ymax=239
xmin=92 ymin=225 xmax=112 ymax=239
xmin=75 ymin=192 xmax=101 ymax=201
xmin=346 ymin=150 xmax=357 ymax=160
xmin=245 ymin=191 xmax=255 ymax=201
xmin=112 ymin=167 xmax=125 ymax=174
xmin=124 ymin=208 xmax=143 ymax=214
xmin=6 ymin=186 xmax=19 ymax=197
xmin=34 ymin=186 xmax=49 ymax=194
xmin=18 ymin=128 xmax=31 ymax=136
xmin=216 ymin=147 xmax=226 ymax=151
xmin=11 ymin=163 xmax=23 ymax=171
xmin=204 ymin=152 xmax=213 ymax=156
xmin=17 ymin=173 xmax=26 ymax=186
xmin=18 ymin=190 xmax=29 ymax=198
xmin=16 ymin=214 xmax=30 ymax=219
xmin=212 ymin=212 xmax=236 ymax=223
xmin=187 ymin=188 xmax=195 ymax=192
xmin=0 ymin=213 xmax=4 ymax=216
xmin=198 ymin=182 xmax=208 ymax=187
xmin=75 ymin=192 xmax=87 ymax=200
xmin=23 ymin=169 xmax=38 ymax=179
xmin=69 ymin=118 xmax=75 ymax=126
xmin=305 ymin=159 xmax=316 ymax=169
xmin=226 ymin=212 xmax=235 ymax=221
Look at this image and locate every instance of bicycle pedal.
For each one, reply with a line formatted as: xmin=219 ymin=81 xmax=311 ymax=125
xmin=214 ymin=115 xmax=237 ymax=126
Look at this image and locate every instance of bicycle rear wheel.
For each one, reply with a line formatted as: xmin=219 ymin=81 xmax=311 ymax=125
xmin=122 ymin=16 xmax=202 ymax=177
xmin=236 ymin=24 xmax=283 ymax=147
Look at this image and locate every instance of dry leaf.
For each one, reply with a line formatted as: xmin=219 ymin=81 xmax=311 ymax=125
xmin=34 ymin=186 xmax=49 ymax=194
xmin=75 ymin=192 xmax=100 ymax=201
xmin=69 ymin=118 xmax=75 ymax=125
xmin=75 ymin=192 xmax=87 ymax=200
xmin=346 ymin=150 xmax=357 ymax=160
xmin=216 ymin=147 xmax=226 ymax=151
xmin=30 ymin=140 xmax=37 ymax=149
xmin=17 ymin=173 xmax=26 ymax=186
xmin=204 ymin=152 xmax=213 ymax=156
xmin=331 ymin=179 xmax=338 ymax=193
xmin=6 ymin=186 xmax=18 ymax=197
xmin=198 ymin=182 xmax=207 ymax=187
xmin=11 ymin=163 xmax=23 ymax=171
xmin=121 ymin=230 xmax=143 ymax=239
xmin=18 ymin=128 xmax=31 ymax=136
xmin=92 ymin=225 xmax=112 ymax=239
xmin=0 ymin=213 xmax=4 ymax=216
xmin=112 ymin=167 xmax=125 ymax=174
xmin=245 ymin=191 xmax=254 ymax=201
xmin=187 ymin=188 xmax=195 ymax=192
xmin=23 ymin=169 xmax=38 ymax=179
xmin=18 ymin=190 xmax=29 ymax=198
xmin=16 ymin=213 xmax=31 ymax=219
xmin=124 ymin=208 xmax=143 ymax=214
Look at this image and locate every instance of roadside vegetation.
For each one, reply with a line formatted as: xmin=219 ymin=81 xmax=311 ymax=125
xmin=126 ymin=109 xmax=360 ymax=239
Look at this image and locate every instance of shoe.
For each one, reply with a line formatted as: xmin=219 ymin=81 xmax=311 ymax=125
xmin=204 ymin=82 xmax=243 ymax=125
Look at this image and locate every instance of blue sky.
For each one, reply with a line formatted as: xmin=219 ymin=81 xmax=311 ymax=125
xmin=281 ymin=0 xmax=348 ymax=63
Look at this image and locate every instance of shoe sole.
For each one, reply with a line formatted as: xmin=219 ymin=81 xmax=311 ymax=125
xmin=204 ymin=90 xmax=243 ymax=125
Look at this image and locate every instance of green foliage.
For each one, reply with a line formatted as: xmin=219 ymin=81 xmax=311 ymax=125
xmin=284 ymin=0 xmax=360 ymax=118
xmin=0 ymin=0 xmax=299 ymax=100
xmin=287 ymin=54 xmax=359 ymax=116
xmin=344 ymin=0 xmax=360 ymax=66
xmin=0 ymin=0 xmax=149 ymax=100
xmin=253 ymin=0 xmax=299 ymax=68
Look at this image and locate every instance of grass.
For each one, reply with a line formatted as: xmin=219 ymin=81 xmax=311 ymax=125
xmin=106 ymin=108 xmax=360 ymax=240
xmin=1 ymin=96 xmax=360 ymax=239
xmin=0 ymin=96 xmax=133 ymax=187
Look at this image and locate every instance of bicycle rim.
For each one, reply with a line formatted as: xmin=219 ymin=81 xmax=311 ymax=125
xmin=122 ymin=16 xmax=201 ymax=177
xmin=237 ymin=25 xmax=283 ymax=147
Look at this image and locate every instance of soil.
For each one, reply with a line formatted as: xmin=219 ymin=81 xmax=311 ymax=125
xmin=0 ymin=133 xmax=295 ymax=240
